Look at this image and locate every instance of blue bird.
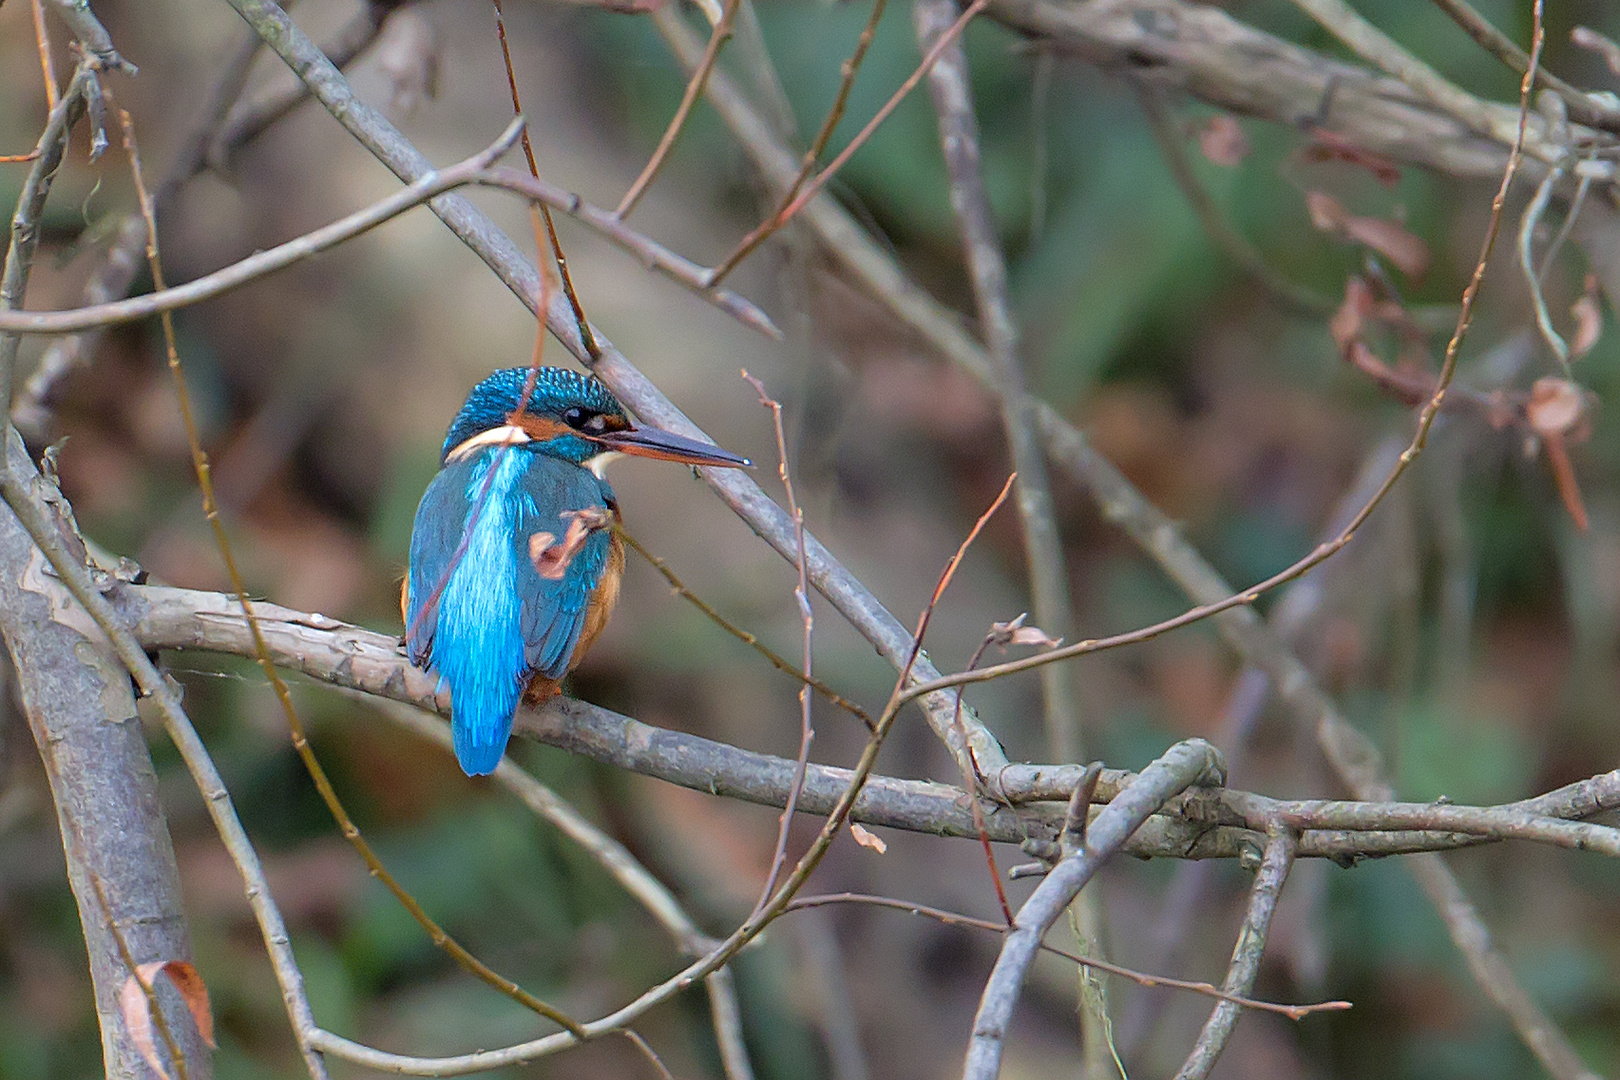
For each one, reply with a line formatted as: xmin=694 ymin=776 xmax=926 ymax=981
xmin=403 ymin=366 xmax=750 ymax=775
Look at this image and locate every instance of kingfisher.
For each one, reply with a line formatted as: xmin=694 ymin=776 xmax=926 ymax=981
xmin=403 ymin=366 xmax=750 ymax=776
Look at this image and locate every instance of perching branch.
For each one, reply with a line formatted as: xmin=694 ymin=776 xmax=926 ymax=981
xmin=118 ymin=584 xmax=1620 ymax=862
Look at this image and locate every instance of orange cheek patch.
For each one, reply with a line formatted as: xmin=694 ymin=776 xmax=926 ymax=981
xmin=510 ymin=414 xmax=573 ymax=443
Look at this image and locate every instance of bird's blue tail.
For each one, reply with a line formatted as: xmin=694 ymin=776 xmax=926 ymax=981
xmin=451 ymin=695 xmax=516 ymax=776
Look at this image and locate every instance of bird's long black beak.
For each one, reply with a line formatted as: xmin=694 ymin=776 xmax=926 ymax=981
xmin=594 ymin=424 xmax=752 ymax=468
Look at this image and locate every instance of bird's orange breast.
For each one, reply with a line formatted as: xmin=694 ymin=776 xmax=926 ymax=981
xmin=522 ymin=528 xmax=625 ymax=706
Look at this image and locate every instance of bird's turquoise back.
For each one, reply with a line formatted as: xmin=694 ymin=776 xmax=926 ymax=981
xmin=405 ymin=445 xmax=615 ymax=774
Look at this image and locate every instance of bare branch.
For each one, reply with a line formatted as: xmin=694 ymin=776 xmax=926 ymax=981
xmin=41 ymin=0 xmax=137 ymax=74
xmin=0 ymin=139 xmax=779 ymax=340
xmin=617 ymin=0 xmax=741 ymax=218
xmin=1173 ymin=827 xmax=1297 ymax=1080
xmin=1428 ymin=0 xmax=1619 ymax=131
xmin=962 ymin=740 xmax=1226 ymax=1080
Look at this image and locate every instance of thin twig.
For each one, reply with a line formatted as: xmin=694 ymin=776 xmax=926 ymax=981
xmin=899 ymin=51 xmax=1539 ymax=705
xmin=29 ymin=0 xmax=60 ymax=109
xmin=783 ymin=892 xmax=1346 ymax=1020
xmin=0 ymin=148 xmax=779 ymax=339
xmin=742 ymin=371 xmax=816 ymax=911
xmin=962 ymin=739 xmax=1226 ymax=1080
xmin=916 ymin=0 xmax=1081 ymax=766
xmin=123 ymin=584 xmax=1620 ymax=861
xmin=1427 ymin=0 xmax=1620 ymax=133
xmin=948 ymin=617 xmax=1020 ymax=925
xmin=706 ymin=0 xmax=990 ymax=284
xmin=14 ymin=25 xmax=264 ymax=435
xmin=211 ymin=1 xmax=391 ymax=162
xmin=706 ymin=0 xmax=889 ymax=283
xmin=302 ymin=480 xmax=1018 ymax=1076
xmin=1520 ymin=161 xmax=1572 ymax=366
xmin=42 ymin=0 xmax=136 ymax=74
xmin=374 ymin=699 xmax=753 ymax=1080
xmin=0 ymin=64 xmax=95 ymax=408
xmin=660 ymin=11 xmax=1601 ymax=1074
xmin=0 ymin=43 xmax=321 ymax=1075
xmin=222 ymin=0 xmax=1010 ymax=784
xmin=88 ymin=871 xmax=193 ymax=1080
xmin=1288 ymin=0 xmax=1554 ymax=158
xmin=616 ymin=526 xmax=873 ymax=728
xmin=490 ymin=0 xmax=598 ymax=357
xmin=1135 ymin=83 xmax=1335 ymax=316
xmin=616 ymin=0 xmax=742 ymax=218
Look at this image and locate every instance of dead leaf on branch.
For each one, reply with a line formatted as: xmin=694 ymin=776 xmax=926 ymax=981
xmin=118 ymin=960 xmax=215 ymax=1080
xmin=1571 ymin=274 xmax=1603 ymax=361
xmin=529 ymin=506 xmax=614 ymax=580
xmin=1195 ymin=114 xmax=1249 ymax=167
xmin=1330 ymin=277 xmax=1434 ymax=406
xmin=1297 ymin=130 xmax=1402 ymax=188
xmin=1527 ymin=377 xmax=1594 ymax=532
xmin=850 ymin=823 xmax=887 ymax=854
xmin=988 ymin=613 xmax=1062 ymax=650
xmin=1304 ymin=191 xmax=1429 ymax=280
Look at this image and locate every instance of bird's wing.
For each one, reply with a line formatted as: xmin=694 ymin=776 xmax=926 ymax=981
xmin=403 ymin=455 xmax=487 ymax=669
xmin=513 ymin=454 xmax=616 ymax=680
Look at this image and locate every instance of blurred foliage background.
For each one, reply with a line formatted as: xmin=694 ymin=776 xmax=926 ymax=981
xmin=3 ymin=0 xmax=1620 ymax=1077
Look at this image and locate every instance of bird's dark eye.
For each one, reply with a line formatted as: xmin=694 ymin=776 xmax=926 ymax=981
xmin=563 ymin=407 xmax=589 ymax=429
xmin=562 ymin=407 xmax=611 ymax=435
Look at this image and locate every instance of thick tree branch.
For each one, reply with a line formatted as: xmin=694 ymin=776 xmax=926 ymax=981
xmin=0 ymin=60 xmax=208 ymax=1079
xmin=119 ymin=583 xmax=1620 ymax=862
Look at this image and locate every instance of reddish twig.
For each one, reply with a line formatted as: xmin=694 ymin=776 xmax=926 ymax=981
xmin=491 ymin=0 xmax=599 ymax=358
xmin=742 ymin=370 xmax=816 ymax=912
xmin=783 ymin=892 xmax=1350 ymax=1021
xmin=616 ymin=0 xmax=741 ymax=218
xmin=706 ymin=0 xmax=889 ymax=285
xmin=30 ymin=0 xmax=61 ymax=110
xmin=708 ymin=0 xmax=989 ymax=284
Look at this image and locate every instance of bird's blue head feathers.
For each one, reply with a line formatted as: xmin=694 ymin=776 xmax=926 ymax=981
xmin=441 ymin=367 xmax=630 ymax=466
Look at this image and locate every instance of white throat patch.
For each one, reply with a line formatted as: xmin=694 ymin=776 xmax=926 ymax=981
xmin=445 ymin=424 xmax=531 ymax=463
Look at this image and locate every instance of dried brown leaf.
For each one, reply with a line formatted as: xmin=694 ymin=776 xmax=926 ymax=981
xmin=1195 ymin=115 xmax=1249 ymax=167
xmin=1571 ymin=275 xmax=1602 ymax=360
xmin=1526 ymin=377 xmax=1586 ymax=438
xmin=1543 ymin=434 xmax=1590 ymax=531
xmin=988 ymin=614 xmax=1061 ymax=650
xmin=1341 ymin=214 xmax=1430 ymax=280
xmin=1304 ymin=190 xmax=1346 ymax=233
xmin=1330 ymin=276 xmax=1374 ymax=354
xmin=1307 ymin=195 xmax=1428 ymax=279
xmin=529 ymin=507 xmax=613 ymax=581
xmin=118 ymin=960 xmax=216 ymax=1080
xmin=1300 ymin=130 xmax=1402 ymax=187
xmin=849 ymin=823 xmax=887 ymax=854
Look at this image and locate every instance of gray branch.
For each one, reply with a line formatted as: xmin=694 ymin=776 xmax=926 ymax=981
xmin=962 ymin=740 xmax=1226 ymax=1080
xmin=1173 ymin=827 xmax=1296 ymax=1080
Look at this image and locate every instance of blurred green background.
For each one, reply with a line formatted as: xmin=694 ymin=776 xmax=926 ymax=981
xmin=3 ymin=0 xmax=1620 ymax=1077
